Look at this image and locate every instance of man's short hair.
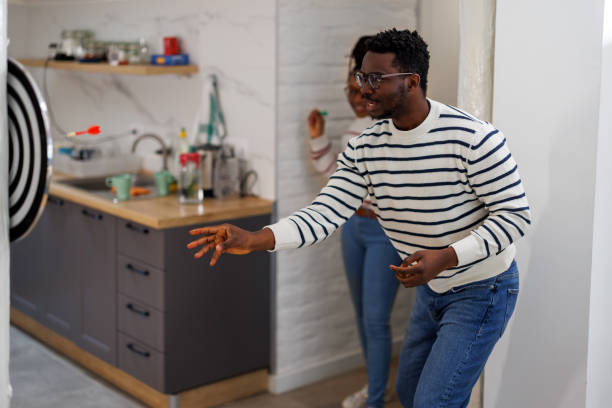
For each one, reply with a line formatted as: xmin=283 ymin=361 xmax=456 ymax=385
xmin=365 ymin=28 xmax=430 ymax=94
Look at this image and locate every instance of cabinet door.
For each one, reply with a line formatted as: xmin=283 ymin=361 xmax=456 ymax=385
xmin=9 ymin=198 xmax=50 ymax=319
xmin=41 ymin=197 xmax=81 ymax=339
xmin=75 ymin=205 xmax=117 ymax=365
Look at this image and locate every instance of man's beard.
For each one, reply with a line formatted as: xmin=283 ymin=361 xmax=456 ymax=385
xmin=370 ymin=84 xmax=406 ymax=119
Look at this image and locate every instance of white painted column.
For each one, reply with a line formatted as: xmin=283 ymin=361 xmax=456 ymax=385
xmin=0 ymin=0 xmax=10 ymax=407
xmin=456 ymin=2 xmax=496 ymax=407
xmin=457 ymin=0 xmax=496 ymax=121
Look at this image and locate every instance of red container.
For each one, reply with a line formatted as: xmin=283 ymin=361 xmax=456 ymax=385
xmin=163 ymin=37 xmax=180 ymax=55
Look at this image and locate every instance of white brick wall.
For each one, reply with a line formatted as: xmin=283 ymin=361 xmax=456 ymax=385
xmin=272 ymin=0 xmax=419 ymax=393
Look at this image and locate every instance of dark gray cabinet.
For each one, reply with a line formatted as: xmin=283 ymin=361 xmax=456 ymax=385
xmin=116 ymin=216 xmax=271 ymax=393
xmin=75 ymin=206 xmax=117 ymax=366
xmin=11 ymin=195 xmax=271 ymax=395
xmin=41 ymin=196 xmax=81 ymax=340
xmin=11 ymin=196 xmax=117 ymax=364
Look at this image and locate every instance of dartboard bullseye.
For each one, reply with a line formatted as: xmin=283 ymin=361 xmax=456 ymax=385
xmin=8 ymin=58 xmax=52 ymax=242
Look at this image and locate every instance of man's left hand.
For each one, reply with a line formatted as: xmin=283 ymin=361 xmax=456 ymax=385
xmin=390 ymin=247 xmax=459 ymax=287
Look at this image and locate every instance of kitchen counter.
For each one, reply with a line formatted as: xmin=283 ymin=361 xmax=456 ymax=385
xmin=49 ymin=173 xmax=273 ymax=229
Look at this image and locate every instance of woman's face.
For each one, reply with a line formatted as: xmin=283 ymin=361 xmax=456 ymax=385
xmin=346 ymin=75 xmax=369 ymax=118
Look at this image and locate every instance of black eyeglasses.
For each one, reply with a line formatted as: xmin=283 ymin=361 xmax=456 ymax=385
xmin=354 ymin=72 xmax=418 ymax=90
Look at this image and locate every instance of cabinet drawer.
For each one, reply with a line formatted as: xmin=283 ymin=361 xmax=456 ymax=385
xmin=117 ymin=219 xmax=164 ymax=268
xmin=118 ymin=294 xmax=165 ymax=352
xmin=118 ymin=332 xmax=164 ymax=391
xmin=118 ymin=255 xmax=165 ymax=311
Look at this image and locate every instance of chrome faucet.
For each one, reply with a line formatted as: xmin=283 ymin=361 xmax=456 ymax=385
xmin=131 ymin=133 xmax=169 ymax=170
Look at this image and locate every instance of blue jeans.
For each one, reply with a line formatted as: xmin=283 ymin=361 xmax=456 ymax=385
xmin=396 ymin=261 xmax=519 ymax=408
xmin=341 ymin=215 xmax=401 ymax=408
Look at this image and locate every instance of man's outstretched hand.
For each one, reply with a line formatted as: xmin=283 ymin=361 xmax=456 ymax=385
xmin=187 ymin=224 xmax=275 ymax=266
xmin=389 ymin=247 xmax=458 ymax=287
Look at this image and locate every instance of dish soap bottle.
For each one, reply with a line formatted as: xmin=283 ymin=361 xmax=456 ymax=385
xmin=174 ymin=127 xmax=190 ymax=174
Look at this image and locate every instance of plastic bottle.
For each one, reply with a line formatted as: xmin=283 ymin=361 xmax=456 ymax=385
xmin=173 ymin=127 xmax=191 ymax=175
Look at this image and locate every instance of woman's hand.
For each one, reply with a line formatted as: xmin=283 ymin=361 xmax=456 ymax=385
xmin=389 ymin=247 xmax=458 ymax=287
xmin=308 ymin=109 xmax=325 ymax=139
xmin=187 ymin=224 xmax=275 ymax=266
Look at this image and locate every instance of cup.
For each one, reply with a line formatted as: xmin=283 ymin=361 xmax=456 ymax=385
xmin=105 ymin=174 xmax=132 ymax=201
xmin=154 ymin=169 xmax=175 ymax=197
xmin=163 ymin=37 xmax=180 ymax=55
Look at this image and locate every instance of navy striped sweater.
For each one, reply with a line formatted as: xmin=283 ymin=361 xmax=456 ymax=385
xmin=267 ymin=99 xmax=531 ymax=292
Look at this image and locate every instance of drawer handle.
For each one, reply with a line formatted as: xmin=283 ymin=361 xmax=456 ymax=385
xmin=125 ymin=223 xmax=149 ymax=235
xmin=126 ymin=303 xmax=150 ymax=317
xmin=48 ymin=196 xmax=64 ymax=206
xmin=126 ymin=263 xmax=150 ymax=276
xmin=81 ymin=209 xmax=103 ymax=220
xmin=127 ymin=343 xmax=150 ymax=358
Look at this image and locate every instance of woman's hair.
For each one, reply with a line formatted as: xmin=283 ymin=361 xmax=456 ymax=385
xmin=349 ymin=35 xmax=373 ymax=74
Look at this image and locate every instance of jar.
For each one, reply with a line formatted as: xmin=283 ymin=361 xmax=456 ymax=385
xmin=179 ymin=153 xmax=203 ymax=204
xmin=127 ymin=42 xmax=141 ymax=64
xmin=107 ymin=43 xmax=128 ymax=66
xmin=60 ymin=30 xmax=77 ymax=57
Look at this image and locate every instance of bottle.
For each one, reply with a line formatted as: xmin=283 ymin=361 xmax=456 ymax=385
xmin=173 ymin=127 xmax=191 ymax=175
xmin=179 ymin=153 xmax=203 ymax=204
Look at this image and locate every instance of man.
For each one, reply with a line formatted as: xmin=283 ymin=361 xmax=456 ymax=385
xmin=188 ymin=28 xmax=530 ymax=408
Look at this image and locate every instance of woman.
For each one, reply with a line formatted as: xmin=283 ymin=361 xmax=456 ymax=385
xmin=307 ymin=36 xmax=401 ymax=408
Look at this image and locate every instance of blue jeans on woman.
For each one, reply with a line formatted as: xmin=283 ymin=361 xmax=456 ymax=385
xmin=341 ymin=215 xmax=401 ymax=408
xmin=396 ymin=261 xmax=519 ymax=408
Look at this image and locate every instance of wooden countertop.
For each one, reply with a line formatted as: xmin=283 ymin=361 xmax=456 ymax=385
xmin=49 ymin=174 xmax=273 ymax=230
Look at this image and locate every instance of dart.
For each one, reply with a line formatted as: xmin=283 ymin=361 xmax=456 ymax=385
xmin=66 ymin=125 xmax=101 ymax=138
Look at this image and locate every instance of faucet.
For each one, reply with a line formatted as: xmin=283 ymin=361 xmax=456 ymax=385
xmin=131 ymin=133 xmax=169 ymax=170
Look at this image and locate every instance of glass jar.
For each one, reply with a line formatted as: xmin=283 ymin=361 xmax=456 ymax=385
xmin=60 ymin=30 xmax=77 ymax=57
xmin=179 ymin=153 xmax=203 ymax=204
xmin=127 ymin=42 xmax=141 ymax=64
xmin=107 ymin=43 xmax=128 ymax=66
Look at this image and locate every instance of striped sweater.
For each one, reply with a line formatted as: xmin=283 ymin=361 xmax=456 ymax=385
xmin=268 ymin=99 xmax=531 ymax=292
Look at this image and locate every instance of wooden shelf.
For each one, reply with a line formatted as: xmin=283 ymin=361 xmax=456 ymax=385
xmin=18 ymin=58 xmax=198 ymax=76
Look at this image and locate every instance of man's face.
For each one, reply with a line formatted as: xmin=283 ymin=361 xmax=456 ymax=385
xmin=359 ymin=52 xmax=407 ymax=119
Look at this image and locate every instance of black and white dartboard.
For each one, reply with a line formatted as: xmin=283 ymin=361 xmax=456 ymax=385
xmin=8 ymin=57 xmax=52 ymax=242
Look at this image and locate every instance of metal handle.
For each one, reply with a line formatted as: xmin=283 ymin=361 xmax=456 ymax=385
xmin=48 ymin=196 xmax=64 ymax=206
xmin=126 ymin=303 xmax=150 ymax=317
xmin=126 ymin=263 xmax=150 ymax=276
xmin=127 ymin=343 xmax=150 ymax=358
xmin=125 ymin=222 xmax=149 ymax=235
xmin=81 ymin=209 xmax=102 ymax=220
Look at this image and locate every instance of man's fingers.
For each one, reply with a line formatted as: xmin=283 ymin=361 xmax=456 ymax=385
xmin=210 ymin=246 xmax=225 ymax=266
xmin=401 ymin=252 xmax=421 ymax=267
xmin=194 ymin=242 xmax=216 ymax=259
xmin=187 ymin=235 xmax=216 ymax=249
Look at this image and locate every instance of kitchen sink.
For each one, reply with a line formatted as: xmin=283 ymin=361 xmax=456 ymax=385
xmin=57 ymin=174 xmax=158 ymax=201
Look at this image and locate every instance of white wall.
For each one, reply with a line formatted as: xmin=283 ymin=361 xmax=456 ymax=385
xmin=586 ymin=0 xmax=612 ymax=406
xmin=7 ymin=0 xmax=276 ymax=199
xmin=486 ymin=1 xmax=608 ymax=407
xmin=272 ymin=0 xmax=421 ymax=393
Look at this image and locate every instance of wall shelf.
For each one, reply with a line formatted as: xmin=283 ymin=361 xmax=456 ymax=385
xmin=17 ymin=58 xmax=198 ymax=76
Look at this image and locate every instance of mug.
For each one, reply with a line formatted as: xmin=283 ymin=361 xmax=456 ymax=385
xmin=163 ymin=37 xmax=180 ymax=55
xmin=105 ymin=174 xmax=132 ymax=201
xmin=154 ymin=169 xmax=175 ymax=197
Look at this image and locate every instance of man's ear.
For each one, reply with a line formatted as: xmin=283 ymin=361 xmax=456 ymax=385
xmin=407 ymin=73 xmax=421 ymax=90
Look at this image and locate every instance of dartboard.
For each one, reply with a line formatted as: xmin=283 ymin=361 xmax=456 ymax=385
xmin=8 ymin=58 xmax=52 ymax=242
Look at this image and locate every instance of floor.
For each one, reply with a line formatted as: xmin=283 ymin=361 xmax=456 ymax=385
xmin=9 ymin=326 xmax=144 ymax=408
xmin=10 ymin=325 xmax=478 ymax=408
xmin=9 ymin=325 xmax=403 ymax=408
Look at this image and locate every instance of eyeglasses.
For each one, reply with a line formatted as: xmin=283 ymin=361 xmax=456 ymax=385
xmin=354 ymin=72 xmax=417 ymax=90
